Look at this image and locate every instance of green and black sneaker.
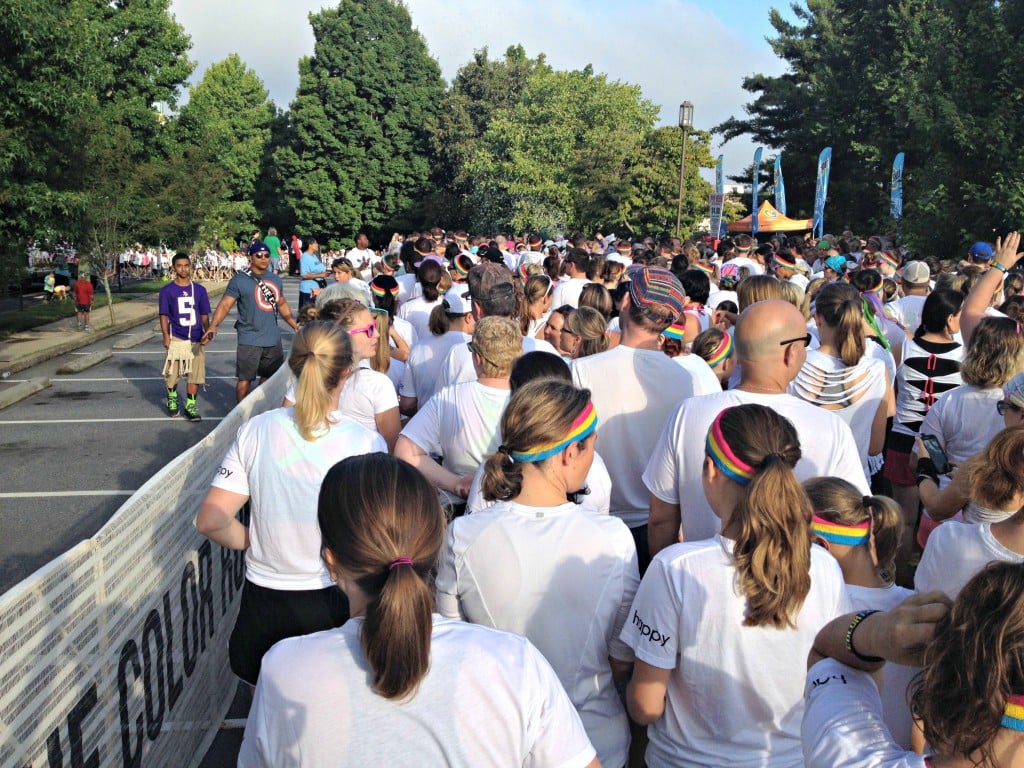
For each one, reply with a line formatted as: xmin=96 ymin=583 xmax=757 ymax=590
xmin=167 ymin=389 xmax=180 ymax=417
xmin=184 ymin=396 xmax=202 ymax=422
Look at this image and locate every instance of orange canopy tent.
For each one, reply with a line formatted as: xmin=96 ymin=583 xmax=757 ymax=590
xmin=727 ymin=200 xmax=813 ymax=233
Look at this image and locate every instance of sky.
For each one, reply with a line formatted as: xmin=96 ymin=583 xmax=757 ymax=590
xmin=169 ymin=0 xmax=795 ymax=179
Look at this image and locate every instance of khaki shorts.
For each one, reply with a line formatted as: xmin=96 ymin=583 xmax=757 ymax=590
xmin=163 ymin=342 xmax=206 ymax=388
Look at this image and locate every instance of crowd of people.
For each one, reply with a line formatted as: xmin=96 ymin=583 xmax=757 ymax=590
xmin=187 ymin=225 xmax=1024 ymax=767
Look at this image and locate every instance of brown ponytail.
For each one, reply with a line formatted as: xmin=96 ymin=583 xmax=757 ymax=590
xmin=318 ymin=454 xmax=445 ymax=700
xmin=804 ymin=477 xmax=903 ymax=580
xmin=482 ymin=379 xmax=591 ymax=501
xmin=814 ymin=282 xmax=865 ymax=366
xmin=713 ymin=405 xmax=812 ymax=628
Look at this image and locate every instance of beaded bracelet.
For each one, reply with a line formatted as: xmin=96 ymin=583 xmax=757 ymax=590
xmin=845 ymin=609 xmax=885 ymax=662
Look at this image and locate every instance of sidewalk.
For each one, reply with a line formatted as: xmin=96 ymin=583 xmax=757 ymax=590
xmin=0 ymin=281 xmax=227 ymax=376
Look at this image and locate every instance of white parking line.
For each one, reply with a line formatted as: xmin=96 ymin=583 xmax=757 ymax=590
xmin=0 ymin=490 xmax=136 ymax=498
xmin=0 ymin=417 xmax=225 ymax=424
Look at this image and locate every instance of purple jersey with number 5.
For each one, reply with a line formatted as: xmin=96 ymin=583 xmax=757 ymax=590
xmin=159 ymin=282 xmax=212 ymax=342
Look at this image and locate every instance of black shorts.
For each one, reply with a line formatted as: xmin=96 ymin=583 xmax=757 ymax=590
xmin=76 ymin=304 xmax=91 ymax=313
xmin=236 ymin=341 xmax=284 ymax=381
xmin=229 ymin=579 xmax=349 ymax=685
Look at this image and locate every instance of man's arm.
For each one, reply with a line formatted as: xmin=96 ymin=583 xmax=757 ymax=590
xmin=160 ymin=315 xmax=171 ymax=349
xmin=276 ymin=296 xmax=300 ymax=332
xmin=203 ymin=294 xmax=236 ymax=342
xmin=648 ymin=496 xmax=683 ymax=556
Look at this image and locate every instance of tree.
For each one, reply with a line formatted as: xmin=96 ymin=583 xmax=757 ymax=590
xmin=274 ymin=0 xmax=444 ymax=248
xmin=430 ymin=46 xmax=671 ymax=235
xmin=717 ymin=0 xmax=1024 ymax=252
xmin=174 ymin=55 xmax=274 ymax=242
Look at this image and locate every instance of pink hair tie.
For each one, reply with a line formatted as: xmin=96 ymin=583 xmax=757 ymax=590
xmin=389 ymin=556 xmax=414 ymax=570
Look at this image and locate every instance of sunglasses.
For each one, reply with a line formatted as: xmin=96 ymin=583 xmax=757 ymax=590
xmin=997 ymin=400 xmax=1023 ymax=416
xmin=779 ymin=334 xmax=812 ymax=348
xmin=348 ymin=321 xmax=377 ymax=339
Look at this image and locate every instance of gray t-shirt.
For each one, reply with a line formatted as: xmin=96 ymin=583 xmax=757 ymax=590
xmin=226 ymin=270 xmax=285 ymax=347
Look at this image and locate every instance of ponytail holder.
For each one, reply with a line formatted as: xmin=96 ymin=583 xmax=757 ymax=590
xmin=862 ymin=495 xmax=873 ymax=507
xmin=389 ymin=556 xmax=414 ymax=571
xmin=760 ymin=451 xmax=787 ymax=468
xmin=497 ymin=444 xmax=515 ymax=464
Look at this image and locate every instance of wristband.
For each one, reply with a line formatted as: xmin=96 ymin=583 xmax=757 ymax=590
xmin=993 ymin=262 xmax=1009 ymax=273
xmin=845 ymin=609 xmax=885 ymax=662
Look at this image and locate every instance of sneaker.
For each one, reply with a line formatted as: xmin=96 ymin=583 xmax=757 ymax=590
xmin=184 ymin=398 xmax=202 ymax=422
xmin=167 ymin=391 xmax=180 ymax=417
xmin=76 ymin=323 xmax=83 ymax=331
xmin=83 ymin=324 xmax=92 ymax=332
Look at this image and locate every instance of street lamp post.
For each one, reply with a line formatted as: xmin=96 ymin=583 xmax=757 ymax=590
xmin=675 ymin=101 xmax=694 ymax=240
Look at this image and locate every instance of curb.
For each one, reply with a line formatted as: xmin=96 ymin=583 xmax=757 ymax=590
xmin=113 ymin=331 xmax=156 ymax=350
xmin=1 ymin=283 xmax=226 ymax=375
xmin=0 ymin=377 xmax=51 ymax=411
xmin=57 ymin=350 xmax=113 ymax=374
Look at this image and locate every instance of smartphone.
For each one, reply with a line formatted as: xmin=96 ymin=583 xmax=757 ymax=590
xmin=919 ymin=434 xmax=951 ymax=475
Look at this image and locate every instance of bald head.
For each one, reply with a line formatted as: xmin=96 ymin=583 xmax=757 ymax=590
xmin=735 ymin=300 xmax=808 ymax=365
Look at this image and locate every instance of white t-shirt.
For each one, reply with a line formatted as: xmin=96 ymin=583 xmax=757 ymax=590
xmin=465 ymin=450 xmax=612 ymax=517
xmin=400 ymin=381 xmax=510 ymax=505
xmin=399 ymin=330 xmax=469 ymax=404
xmin=915 ymin=384 xmax=1004 ymax=470
xmin=845 ymin=583 xmax=917 ymax=750
xmin=437 ymin=334 xmax=559 ymax=390
xmin=802 ymin=659 xmax=925 ymax=768
xmin=644 ymin=390 xmax=869 ymax=542
xmin=436 ymin=501 xmax=639 ymax=768
xmin=915 ymin=521 xmax=1024 ymax=598
xmin=672 ymin=352 xmax=721 ymax=392
xmin=395 ymin=272 xmax=420 ymax=304
xmin=707 ymin=289 xmax=738 ymax=310
xmin=550 ymin=277 xmax=592 ymax=309
xmin=239 ymin=616 xmax=596 ymax=768
xmin=284 ymin=366 xmax=398 ymax=435
xmin=621 ymin=537 xmax=850 ymax=768
xmin=398 ymin=295 xmax=444 ymax=343
xmin=572 ymin=345 xmax=715 ymax=528
xmin=211 ymin=408 xmax=386 ymax=590
xmin=888 ymin=294 xmax=927 ymax=334
xmin=788 ymin=349 xmax=888 ymax=478
xmin=721 ymin=256 xmax=764 ymax=276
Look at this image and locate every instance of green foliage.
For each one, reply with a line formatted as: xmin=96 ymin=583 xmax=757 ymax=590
xmin=274 ymin=0 xmax=444 ymax=248
xmin=427 ymin=46 xmax=709 ymax=235
xmin=718 ymin=0 xmax=1024 ymax=254
xmin=174 ymin=54 xmax=273 ymax=242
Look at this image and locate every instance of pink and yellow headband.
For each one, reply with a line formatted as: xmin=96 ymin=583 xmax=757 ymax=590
xmin=662 ymin=323 xmax=687 ymax=341
xmin=1003 ymin=695 xmax=1024 ymax=731
xmin=509 ymin=402 xmax=598 ymax=463
xmin=811 ymin=515 xmax=869 ymax=546
xmin=705 ymin=333 xmax=733 ymax=368
xmin=706 ymin=409 xmax=757 ymax=485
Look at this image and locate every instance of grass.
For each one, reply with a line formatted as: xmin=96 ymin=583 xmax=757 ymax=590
xmin=131 ymin=278 xmax=173 ymax=293
xmin=0 ymin=294 xmax=132 ymax=340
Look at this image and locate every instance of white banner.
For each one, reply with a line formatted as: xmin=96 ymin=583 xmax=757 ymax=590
xmin=0 ymin=367 xmax=288 ymax=768
xmin=708 ymin=194 xmax=725 ymax=240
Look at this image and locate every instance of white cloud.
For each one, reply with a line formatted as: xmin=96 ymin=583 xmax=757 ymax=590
xmin=169 ymin=0 xmax=787 ymax=178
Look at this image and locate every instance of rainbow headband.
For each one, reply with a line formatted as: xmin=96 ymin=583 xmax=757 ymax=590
xmin=811 ymin=515 xmax=870 ymax=546
xmin=880 ymin=251 xmax=900 ymax=270
xmin=1003 ymin=695 xmax=1024 ymax=731
xmin=694 ymin=261 xmax=715 ymax=276
xmin=371 ymin=283 xmax=399 ymax=298
xmin=705 ymin=410 xmax=757 ymax=485
xmin=509 ymin=402 xmax=598 ymax=462
xmin=662 ymin=323 xmax=687 ymax=341
xmin=705 ymin=333 xmax=734 ymax=368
